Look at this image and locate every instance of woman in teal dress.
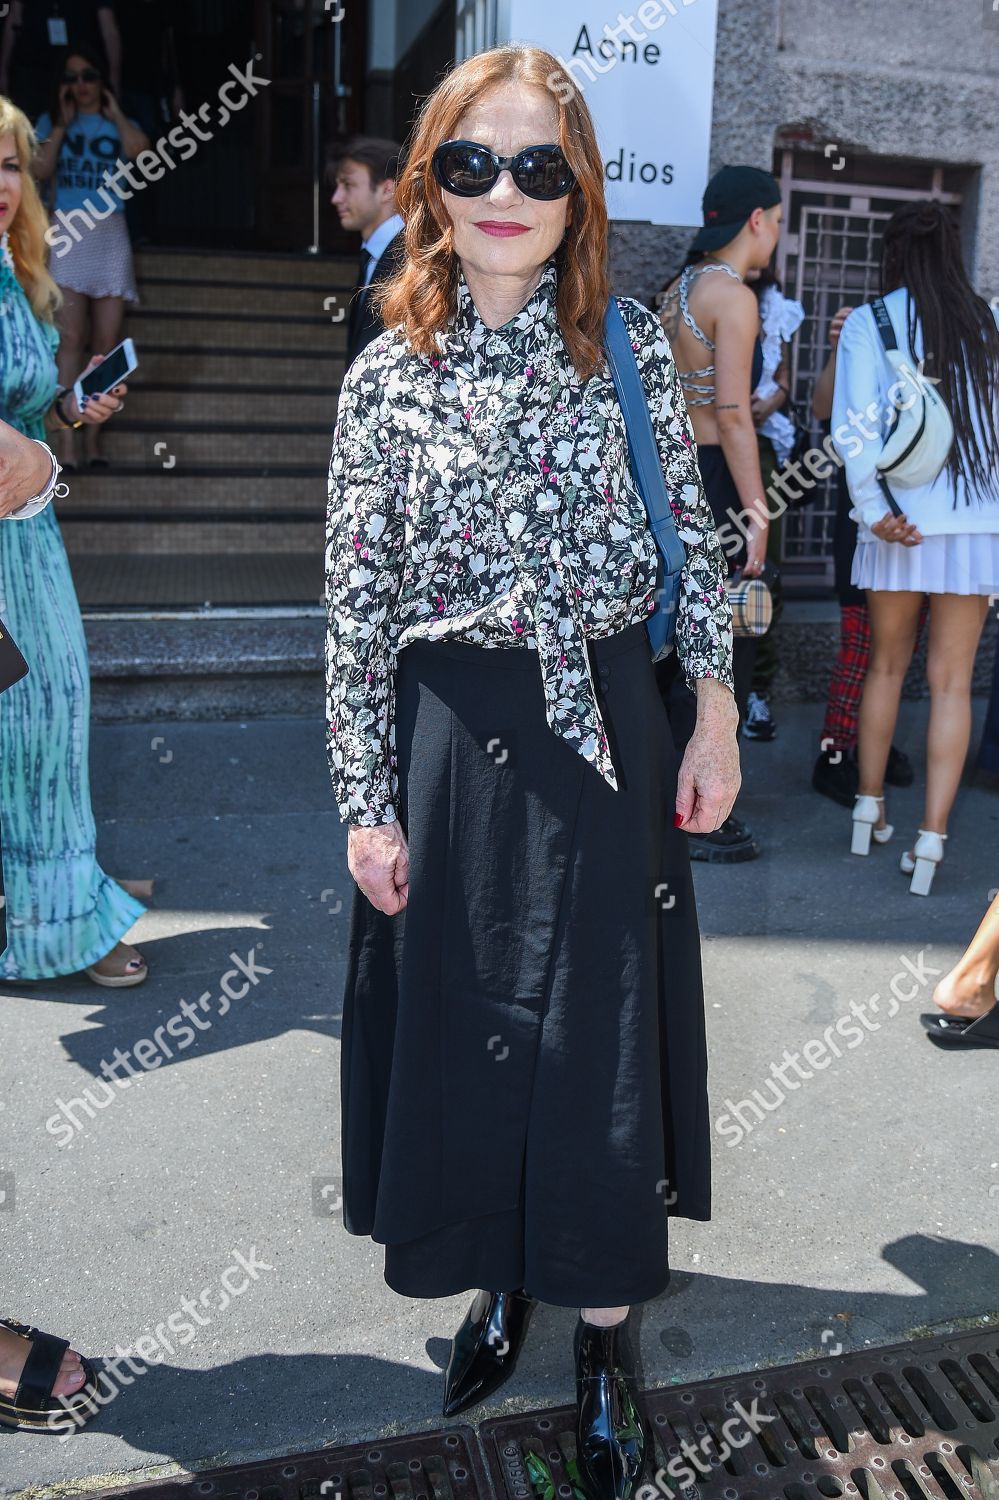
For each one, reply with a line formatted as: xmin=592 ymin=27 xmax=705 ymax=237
xmin=0 ymin=92 xmax=147 ymax=985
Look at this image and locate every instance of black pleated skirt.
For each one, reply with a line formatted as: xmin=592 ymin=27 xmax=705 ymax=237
xmin=338 ymin=619 xmax=710 ymax=1308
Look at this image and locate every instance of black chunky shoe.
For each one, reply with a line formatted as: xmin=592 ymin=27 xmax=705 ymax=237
xmin=687 ymin=814 xmax=760 ymax=863
xmin=441 ymin=1287 xmax=536 ymax=1417
xmin=573 ymin=1313 xmax=649 ymax=1500
xmin=811 ymin=746 xmax=858 ymax=807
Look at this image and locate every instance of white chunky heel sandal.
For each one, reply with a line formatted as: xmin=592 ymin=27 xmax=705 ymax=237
xmin=900 ymin=829 xmax=947 ymax=896
xmin=851 ymin=794 xmax=894 ymax=856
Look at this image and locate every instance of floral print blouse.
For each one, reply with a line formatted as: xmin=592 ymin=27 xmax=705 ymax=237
xmin=325 ymin=259 xmax=734 ymax=826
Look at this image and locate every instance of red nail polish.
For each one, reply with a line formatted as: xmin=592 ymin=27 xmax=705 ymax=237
xmin=673 ymin=812 xmax=684 ymax=827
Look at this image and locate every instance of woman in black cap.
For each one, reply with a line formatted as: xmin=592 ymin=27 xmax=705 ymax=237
xmin=657 ymin=164 xmax=783 ymax=864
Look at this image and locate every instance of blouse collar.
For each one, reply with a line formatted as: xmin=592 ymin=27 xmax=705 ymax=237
xmin=440 ymin=258 xmax=561 ymax=362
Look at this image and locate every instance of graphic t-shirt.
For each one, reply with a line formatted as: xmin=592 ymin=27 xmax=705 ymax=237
xmin=35 ymin=109 xmax=131 ymax=214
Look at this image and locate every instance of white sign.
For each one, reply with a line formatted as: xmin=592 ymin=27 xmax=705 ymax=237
xmin=499 ymin=0 xmax=718 ymax=226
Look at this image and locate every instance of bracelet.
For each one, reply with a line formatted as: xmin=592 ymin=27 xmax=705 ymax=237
xmin=53 ymin=385 xmax=83 ymax=429
xmin=5 ymin=440 xmax=69 ymax=520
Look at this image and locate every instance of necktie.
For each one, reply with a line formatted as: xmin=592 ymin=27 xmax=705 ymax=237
xmin=349 ymin=250 xmax=373 ymax=352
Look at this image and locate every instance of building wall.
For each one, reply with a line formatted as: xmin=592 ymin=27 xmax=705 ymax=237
xmin=610 ymin=0 xmax=999 ymax=302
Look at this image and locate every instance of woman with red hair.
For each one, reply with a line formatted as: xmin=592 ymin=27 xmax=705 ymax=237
xmin=325 ymin=45 xmax=739 ymax=1497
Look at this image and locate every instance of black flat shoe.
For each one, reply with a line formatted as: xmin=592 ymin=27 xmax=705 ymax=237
xmin=919 ymin=1006 xmax=999 ymax=1049
xmin=442 ymin=1286 xmax=536 ymax=1417
xmin=573 ymin=1313 xmax=649 ymax=1500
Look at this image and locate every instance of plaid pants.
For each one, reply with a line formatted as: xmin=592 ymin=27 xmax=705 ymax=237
xmin=820 ymin=605 xmax=870 ymax=754
xmin=821 ymin=599 xmax=929 ymax=754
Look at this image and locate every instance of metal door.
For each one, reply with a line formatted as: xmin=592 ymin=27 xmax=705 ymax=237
xmin=254 ymin=0 xmax=366 ymax=252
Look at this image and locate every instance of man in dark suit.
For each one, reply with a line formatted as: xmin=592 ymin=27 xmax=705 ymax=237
xmin=328 ymin=135 xmax=405 ymax=368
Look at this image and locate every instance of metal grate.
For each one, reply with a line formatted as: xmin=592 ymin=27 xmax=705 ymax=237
xmin=94 ymin=1425 xmax=492 ymax=1500
xmin=479 ymin=1326 xmax=999 ymax=1500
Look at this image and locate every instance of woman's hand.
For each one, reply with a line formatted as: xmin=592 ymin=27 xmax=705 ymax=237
xmin=739 ymin=521 xmax=769 ymax=578
xmin=871 ymin=511 xmax=923 ymax=546
xmin=57 ymin=85 xmax=76 ymax=130
xmin=347 ymin=821 xmax=409 ymax=914
xmin=828 ymin=305 xmax=853 ymax=351
xmin=66 ymin=358 xmax=128 ymax=426
xmin=675 ymin=679 xmax=741 ymax=833
xmin=750 ymin=390 xmax=784 ymax=426
xmin=100 ymin=86 xmax=126 ymax=125
xmin=0 ymin=420 xmax=53 ymax=517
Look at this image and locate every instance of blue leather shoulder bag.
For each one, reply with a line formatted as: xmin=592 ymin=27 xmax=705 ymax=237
xmin=603 ymin=297 xmax=686 ymax=661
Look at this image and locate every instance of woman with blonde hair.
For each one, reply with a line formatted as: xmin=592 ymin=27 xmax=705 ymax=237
xmin=325 ymin=45 xmax=739 ymax=1500
xmin=0 ymin=93 xmax=145 ymax=985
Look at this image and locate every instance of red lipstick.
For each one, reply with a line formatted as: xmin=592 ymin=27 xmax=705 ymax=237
xmin=476 ymin=221 xmax=530 ymax=237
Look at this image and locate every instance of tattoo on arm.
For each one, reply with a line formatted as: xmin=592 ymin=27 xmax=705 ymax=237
xmin=660 ymin=306 xmax=680 ymax=343
xmin=716 ymin=403 xmax=742 ymax=411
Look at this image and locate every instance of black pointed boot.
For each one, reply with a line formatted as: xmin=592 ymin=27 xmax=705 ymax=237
xmin=441 ymin=1286 xmax=536 ymax=1417
xmin=573 ymin=1312 xmax=649 ymax=1500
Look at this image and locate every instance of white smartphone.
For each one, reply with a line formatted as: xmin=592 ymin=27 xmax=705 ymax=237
xmin=73 ymin=337 xmax=138 ymax=409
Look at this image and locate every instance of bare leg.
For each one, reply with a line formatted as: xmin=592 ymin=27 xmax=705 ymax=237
xmin=933 ymin=892 xmax=999 ymax=1018
xmin=580 ymin=1305 xmax=630 ymax=1326
xmin=83 ymin=295 xmax=125 ymax=462
xmin=856 ymin=589 xmax=924 ymax=829
xmin=53 ymin=286 xmax=89 ymax=467
xmin=920 ymin=593 xmax=990 ymax=838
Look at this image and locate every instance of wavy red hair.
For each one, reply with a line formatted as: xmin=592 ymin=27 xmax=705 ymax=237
xmin=375 ymin=46 xmax=610 ymax=380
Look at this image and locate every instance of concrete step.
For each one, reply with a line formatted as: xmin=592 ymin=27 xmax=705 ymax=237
xmin=136 ymin=346 xmax=344 ymax=386
xmin=82 ymin=612 xmax=325 ymax=719
xmin=136 ymin=276 xmax=356 ymax=320
xmin=119 ymin=383 xmax=337 ymax=424
xmin=61 ymin=517 xmax=323 ymax=555
xmin=75 ymin=601 xmax=998 ymax=724
xmin=133 ymin=248 xmax=356 ymax=287
xmin=56 ymin=469 xmax=324 ymax=511
xmin=126 ymin=306 xmax=348 ymax=352
xmin=89 ymin=421 xmax=331 ymax=468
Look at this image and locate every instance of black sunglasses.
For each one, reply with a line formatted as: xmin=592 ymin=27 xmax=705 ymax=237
xmin=63 ymin=68 xmax=101 ymax=84
xmin=432 ymin=139 xmax=576 ymax=201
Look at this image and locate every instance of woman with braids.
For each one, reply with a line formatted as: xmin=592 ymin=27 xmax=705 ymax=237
xmin=834 ymin=201 xmax=999 ymax=894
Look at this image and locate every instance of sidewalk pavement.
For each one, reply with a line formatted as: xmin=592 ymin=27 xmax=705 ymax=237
xmin=2 ymin=699 xmax=998 ymax=1497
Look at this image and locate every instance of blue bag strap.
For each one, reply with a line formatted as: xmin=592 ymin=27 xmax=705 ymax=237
xmin=603 ymin=297 xmax=687 ymax=577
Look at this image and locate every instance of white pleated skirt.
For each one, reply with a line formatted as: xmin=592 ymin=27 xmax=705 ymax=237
xmin=852 ymin=532 xmax=999 ymax=595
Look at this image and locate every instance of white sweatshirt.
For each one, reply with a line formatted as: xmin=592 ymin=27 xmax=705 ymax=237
xmin=831 ymin=285 xmax=999 ymax=536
